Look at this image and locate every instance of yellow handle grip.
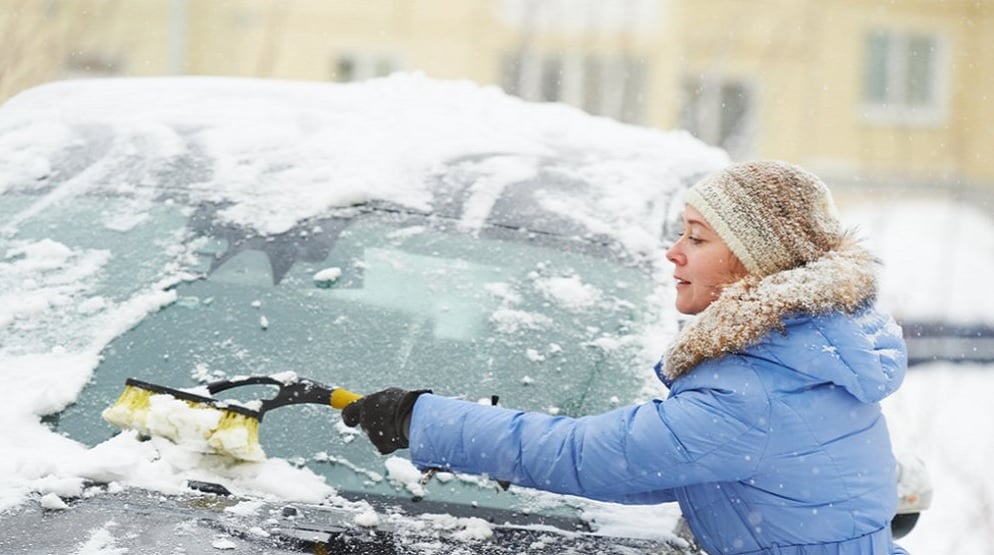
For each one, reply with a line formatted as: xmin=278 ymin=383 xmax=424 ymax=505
xmin=330 ymin=388 xmax=363 ymax=410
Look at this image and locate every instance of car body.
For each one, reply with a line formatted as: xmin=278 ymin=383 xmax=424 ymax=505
xmin=841 ymin=198 xmax=994 ymax=366
xmin=0 ymin=75 xmax=725 ymax=553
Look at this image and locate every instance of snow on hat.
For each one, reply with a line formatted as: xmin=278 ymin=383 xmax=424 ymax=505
xmin=685 ymin=160 xmax=843 ymax=276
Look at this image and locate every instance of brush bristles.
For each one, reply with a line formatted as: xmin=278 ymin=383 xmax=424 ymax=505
xmin=208 ymin=412 xmax=265 ymax=462
xmin=102 ymin=384 xmax=156 ymax=431
xmin=102 ymin=383 xmax=266 ymax=462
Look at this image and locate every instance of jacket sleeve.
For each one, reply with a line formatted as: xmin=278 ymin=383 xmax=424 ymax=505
xmin=407 ymin=361 xmax=771 ymax=503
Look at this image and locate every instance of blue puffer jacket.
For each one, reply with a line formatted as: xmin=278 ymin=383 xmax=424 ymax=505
xmin=409 ymin=241 xmax=909 ymax=554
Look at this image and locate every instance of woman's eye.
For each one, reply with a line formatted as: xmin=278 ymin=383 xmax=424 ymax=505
xmin=687 ymin=235 xmax=703 ymax=245
xmin=666 ymin=229 xmax=685 ymax=245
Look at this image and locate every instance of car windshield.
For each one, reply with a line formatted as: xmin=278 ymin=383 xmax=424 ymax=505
xmin=37 ymin=191 xmax=657 ymax=513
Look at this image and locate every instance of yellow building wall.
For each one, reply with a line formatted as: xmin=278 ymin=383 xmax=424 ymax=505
xmin=674 ymin=0 xmax=991 ymax=186
xmin=0 ymin=0 xmax=175 ymax=101
xmin=673 ymin=0 xmax=816 ymax=160
xmin=182 ymin=1 xmax=504 ymax=83
xmin=821 ymin=1 xmax=980 ymax=182
xmin=959 ymin=3 xmax=994 ymax=184
xmin=0 ymin=0 xmax=990 ymax=190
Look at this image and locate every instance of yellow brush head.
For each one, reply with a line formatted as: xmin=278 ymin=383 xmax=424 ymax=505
xmin=102 ymin=379 xmax=266 ymax=462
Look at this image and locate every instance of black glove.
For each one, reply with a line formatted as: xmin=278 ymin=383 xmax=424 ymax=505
xmin=341 ymin=388 xmax=430 ymax=454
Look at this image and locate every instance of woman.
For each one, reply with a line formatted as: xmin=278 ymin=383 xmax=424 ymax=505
xmin=343 ymin=160 xmax=909 ymax=554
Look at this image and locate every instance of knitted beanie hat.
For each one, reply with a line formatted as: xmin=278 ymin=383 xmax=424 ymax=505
xmin=685 ymin=160 xmax=843 ymax=276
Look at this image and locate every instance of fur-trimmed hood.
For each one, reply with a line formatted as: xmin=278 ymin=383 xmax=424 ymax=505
xmin=663 ymin=233 xmax=881 ymax=380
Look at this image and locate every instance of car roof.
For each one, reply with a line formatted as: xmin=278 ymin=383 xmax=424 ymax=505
xmin=0 ymin=75 xmax=726 ymax=256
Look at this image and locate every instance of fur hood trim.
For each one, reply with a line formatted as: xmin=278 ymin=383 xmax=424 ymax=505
xmin=663 ymin=233 xmax=879 ymax=380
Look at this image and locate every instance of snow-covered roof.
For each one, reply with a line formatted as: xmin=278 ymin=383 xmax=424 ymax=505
xmin=0 ymin=74 xmax=726 ymax=248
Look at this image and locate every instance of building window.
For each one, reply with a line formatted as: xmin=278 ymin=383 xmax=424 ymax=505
xmin=332 ymin=53 xmax=398 ymax=83
xmin=63 ymin=50 xmax=123 ymax=79
xmin=861 ymin=30 xmax=947 ymax=125
xmin=499 ymin=0 xmax=662 ymax=35
xmin=679 ymin=76 xmax=755 ymax=160
xmin=539 ymin=56 xmax=563 ymax=102
xmin=502 ymin=51 xmax=647 ymax=124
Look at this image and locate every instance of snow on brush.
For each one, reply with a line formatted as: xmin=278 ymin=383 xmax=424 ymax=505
xmin=101 ymin=390 xmax=267 ymax=462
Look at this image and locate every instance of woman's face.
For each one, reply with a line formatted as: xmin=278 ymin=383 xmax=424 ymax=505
xmin=665 ymin=205 xmax=748 ymax=315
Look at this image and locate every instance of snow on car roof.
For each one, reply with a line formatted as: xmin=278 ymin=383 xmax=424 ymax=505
xmin=0 ymin=73 xmax=727 ymax=250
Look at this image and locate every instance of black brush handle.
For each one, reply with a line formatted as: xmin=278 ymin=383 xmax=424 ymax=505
xmin=206 ymin=376 xmax=284 ymax=394
xmin=204 ymin=376 xmax=340 ymax=418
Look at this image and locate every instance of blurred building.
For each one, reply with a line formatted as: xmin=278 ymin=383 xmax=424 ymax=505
xmin=1 ymin=0 xmax=990 ymax=199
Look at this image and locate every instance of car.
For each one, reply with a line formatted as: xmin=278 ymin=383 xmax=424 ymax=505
xmin=0 ymin=75 xmax=928 ymax=553
xmin=0 ymin=74 xmax=725 ymax=554
xmin=840 ymin=197 xmax=994 ymax=367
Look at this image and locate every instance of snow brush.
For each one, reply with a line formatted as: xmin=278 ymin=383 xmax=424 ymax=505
xmin=102 ymin=376 xmax=362 ymax=462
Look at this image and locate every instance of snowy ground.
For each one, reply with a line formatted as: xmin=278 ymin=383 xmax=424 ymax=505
xmin=882 ymin=362 xmax=994 ymax=553
xmin=840 ymin=197 xmax=994 ymax=552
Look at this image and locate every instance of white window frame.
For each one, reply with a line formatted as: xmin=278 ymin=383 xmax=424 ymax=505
xmin=499 ymin=0 xmax=663 ymax=35
xmin=332 ymin=52 xmax=400 ymax=83
xmin=860 ymin=29 xmax=949 ymax=127
xmin=63 ymin=50 xmax=124 ymax=79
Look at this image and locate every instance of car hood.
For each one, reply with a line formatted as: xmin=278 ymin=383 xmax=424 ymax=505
xmin=0 ymin=486 xmax=690 ymax=554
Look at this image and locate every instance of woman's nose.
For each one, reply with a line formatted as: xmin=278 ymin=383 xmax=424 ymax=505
xmin=666 ymin=242 xmax=683 ymax=265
